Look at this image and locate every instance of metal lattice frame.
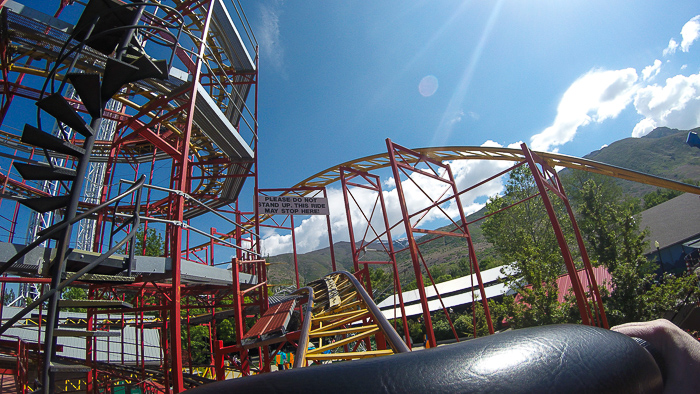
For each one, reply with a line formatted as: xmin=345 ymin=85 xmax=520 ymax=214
xmin=339 ymin=166 xmax=411 ymax=348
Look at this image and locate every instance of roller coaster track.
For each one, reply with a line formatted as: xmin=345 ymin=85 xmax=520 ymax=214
xmin=0 ymin=1 xmax=257 ymax=219
xmin=41 ymin=271 xmax=406 ymax=390
xmin=293 ymin=271 xmax=409 ymax=367
xmin=187 ymin=145 xmax=700 ymax=253
xmin=295 ymin=145 xmax=700 ymax=193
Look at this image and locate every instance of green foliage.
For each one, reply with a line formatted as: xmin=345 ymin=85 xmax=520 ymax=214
xmin=2 ymin=288 xmax=15 ymax=306
xmin=185 ymin=325 xmax=212 ymax=365
xmin=640 ymin=274 xmax=700 ymax=320
xmin=643 ymin=188 xmax=683 ymax=209
xmin=369 ymin=267 xmax=394 ymax=301
xmin=61 ymin=286 xmax=88 ymax=312
xmin=483 ymin=168 xmax=700 ymax=329
xmin=217 ymin=318 xmax=237 ymax=346
xmin=431 ymin=316 xmax=453 ymax=341
xmin=407 ymin=318 xmax=425 ymax=344
xmin=453 ymin=302 xmax=492 ymax=338
xmin=642 ymin=180 xmax=697 ymax=210
xmin=573 ymin=176 xmax=657 ymax=325
xmin=481 ymin=166 xmax=573 ymax=328
xmin=127 ymin=226 xmax=164 ymax=257
xmin=401 ymin=273 xmax=421 ymax=292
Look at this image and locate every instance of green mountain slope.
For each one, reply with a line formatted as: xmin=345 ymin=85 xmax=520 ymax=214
xmin=581 ymin=127 xmax=700 ymax=197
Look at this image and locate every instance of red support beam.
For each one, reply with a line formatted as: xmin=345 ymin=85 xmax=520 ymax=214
xmin=520 ymin=143 xmax=593 ymax=325
xmin=339 ymin=166 xmax=411 ymax=348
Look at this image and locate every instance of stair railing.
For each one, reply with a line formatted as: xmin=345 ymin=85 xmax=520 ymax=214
xmin=0 ymin=174 xmax=146 ymax=337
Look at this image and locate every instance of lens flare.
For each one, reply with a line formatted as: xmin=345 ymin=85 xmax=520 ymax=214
xmin=419 ymin=75 xmax=439 ymax=97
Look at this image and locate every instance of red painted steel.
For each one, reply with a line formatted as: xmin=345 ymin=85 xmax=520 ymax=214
xmin=520 ymin=143 xmax=607 ymax=327
xmin=243 ymin=299 xmax=296 ymax=340
xmin=339 ymin=166 xmax=412 ymax=348
xmin=385 ymin=139 xmax=495 ymax=348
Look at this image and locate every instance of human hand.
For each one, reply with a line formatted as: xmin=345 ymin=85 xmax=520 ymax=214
xmin=613 ymin=319 xmax=700 ymax=393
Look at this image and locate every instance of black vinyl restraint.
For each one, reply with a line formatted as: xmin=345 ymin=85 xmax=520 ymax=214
xmin=185 ymin=324 xmax=663 ymax=394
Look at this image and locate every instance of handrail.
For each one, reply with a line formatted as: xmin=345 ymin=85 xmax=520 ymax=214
xmin=332 ymin=271 xmax=410 ymax=354
xmin=0 ymin=175 xmax=147 ymax=277
xmin=292 ymin=286 xmax=314 ymax=368
xmin=120 ymin=179 xmax=261 ymax=239
xmin=292 ymin=271 xmax=409 ymax=369
xmin=0 ymin=176 xmax=146 ymax=337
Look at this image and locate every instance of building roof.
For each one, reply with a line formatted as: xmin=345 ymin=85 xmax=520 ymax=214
xmin=639 ymin=193 xmax=700 ymax=254
xmin=376 ymin=266 xmax=517 ymax=319
xmin=553 ymin=266 xmax=613 ymax=303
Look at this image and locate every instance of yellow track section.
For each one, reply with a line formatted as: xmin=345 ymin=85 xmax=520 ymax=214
xmin=294 ymin=272 xmax=409 ymax=367
xmin=295 ymin=146 xmax=700 ymax=194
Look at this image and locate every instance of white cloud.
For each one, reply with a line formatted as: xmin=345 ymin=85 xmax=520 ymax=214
xmin=258 ymin=2 xmax=285 ymax=74
xmin=663 ymin=38 xmax=679 ymax=56
xmin=530 ymin=68 xmax=638 ymax=152
xmin=681 ymin=15 xmax=700 ymax=52
xmin=449 ymin=110 xmax=465 ymax=125
xmin=642 ymin=59 xmax=662 ymax=81
xmin=260 ymin=229 xmax=292 ymax=257
xmin=633 ymin=72 xmax=700 ymax=137
xmin=632 ymin=117 xmax=657 ymax=138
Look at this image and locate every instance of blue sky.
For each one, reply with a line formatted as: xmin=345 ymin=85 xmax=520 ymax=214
xmin=243 ymin=0 xmax=700 ymax=255
xmin=4 ymin=1 xmax=700 ymax=258
xmin=252 ymin=0 xmax=699 ymax=176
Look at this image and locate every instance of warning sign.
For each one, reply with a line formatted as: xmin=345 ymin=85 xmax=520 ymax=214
xmin=258 ymin=196 xmax=330 ymax=216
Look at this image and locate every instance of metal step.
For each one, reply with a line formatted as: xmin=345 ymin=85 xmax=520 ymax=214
xmin=72 ymin=0 xmax=142 ymax=55
xmin=64 ymin=271 xmax=136 ymax=284
xmin=21 ymin=124 xmax=86 ymax=157
xmin=64 ymin=250 xmax=128 ymax=275
xmin=19 ymin=195 xmax=70 ymax=213
xmin=67 ymin=72 xmax=103 ymax=119
xmin=36 ymin=226 xmax=65 ymax=241
xmin=14 ymin=162 xmax=76 ymax=181
xmin=130 ymin=54 xmax=169 ymax=80
xmin=36 ymin=93 xmax=93 ymax=137
xmin=50 ymin=361 xmax=91 ymax=373
xmin=53 ymin=329 xmax=120 ymax=338
xmin=101 ymin=57 xmax=140 ymax=102
xmin=58 ymin=299 xmax=133 ymax=309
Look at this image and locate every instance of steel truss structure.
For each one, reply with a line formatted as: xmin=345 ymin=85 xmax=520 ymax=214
xmin=0 ymin=0 xmax=698 ymax=393
xmin=0 ymin=0 xmax=261 ymax=392
xmin=339 ymin=166 xmax=411 ymax=348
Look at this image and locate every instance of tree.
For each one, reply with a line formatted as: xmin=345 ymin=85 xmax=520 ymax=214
xmin=571 ymin=176 xmax=699 ymax=324
xmin=642 ymin=180 xmax=698 ymax=210
xmin=61 ymin=286 xmax=88 ymax=312
xmin=643 ymin=188 xmax=682 ymax=209
xmin=482 ymin=167 xmax=699 ymax=329
xmin=186 ymin=325 xmax=212 ymax=365
xmin=369 ymin=267 xmax=394 ymax=301
xmin=482 ymin=166 xmax=572 ymax=328
xmin=2 ymin=288 xmax=15 ymax=306
xmin=121 ymin=225 xmax=164 ymax=257
xmin=133 ymin=226 xmax=164 ymax=257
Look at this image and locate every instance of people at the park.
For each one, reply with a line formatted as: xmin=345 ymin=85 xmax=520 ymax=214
xmin=274 ymin=351 xmax=286 ymax=371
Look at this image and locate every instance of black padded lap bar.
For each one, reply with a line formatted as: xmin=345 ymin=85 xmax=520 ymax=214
xmin=185 ymin=324 xmax=663 ymax=394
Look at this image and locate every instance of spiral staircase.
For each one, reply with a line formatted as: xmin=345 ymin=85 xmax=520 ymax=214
xmin=0 ymin=1 xmax=177 ymax=392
